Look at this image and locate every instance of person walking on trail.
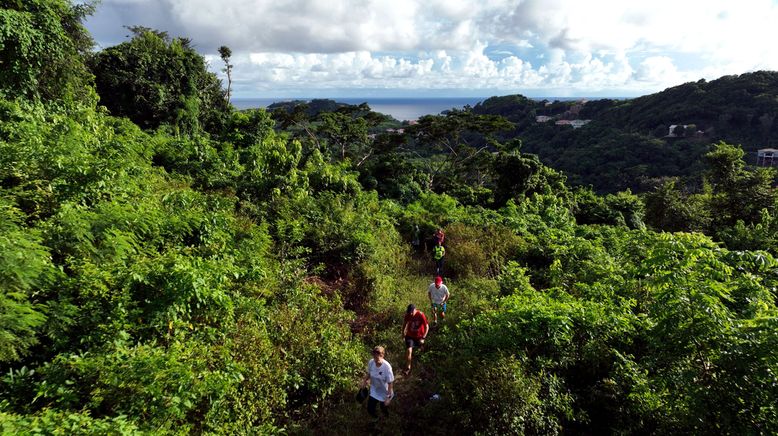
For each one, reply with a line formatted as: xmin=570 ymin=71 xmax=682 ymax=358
xmin=433 ymin=228 xmax=445 ymax=246
xmin=402 ymin=304 xmax=429 ymax=376
xmin=361 ymin=346 xmax=394 ymax=424
xmin=433 ymin=241 xmax=445 ymax=276
xmin=428 ymin=276 xmax=450 ymax=324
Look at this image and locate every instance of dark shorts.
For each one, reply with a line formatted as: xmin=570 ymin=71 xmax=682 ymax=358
xmin=405 ymin=336 xmax=423 ymax=348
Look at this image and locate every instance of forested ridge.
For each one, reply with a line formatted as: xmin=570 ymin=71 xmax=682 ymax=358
xmin=1 ymin=1 xmax=778 ymax=434
xmin=472 ymin=72 xmax=778 ymax=193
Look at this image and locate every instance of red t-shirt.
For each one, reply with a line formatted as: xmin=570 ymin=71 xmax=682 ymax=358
xmin=404 ymin=310 xmax=428 ymax=339
xmin=434 ymin=231 xmax=445 ymax=245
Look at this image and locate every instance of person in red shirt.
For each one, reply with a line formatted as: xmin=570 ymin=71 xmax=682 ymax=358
xmin=433 ymin=228 xmax=445 ymax=246
xmin=402 ymin=304 xmax=429 ymax=375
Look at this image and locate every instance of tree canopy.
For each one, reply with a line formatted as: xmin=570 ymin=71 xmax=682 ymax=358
xmin=0 ymin=0 xmax=95 ymax=103
xmin=90 ymin=27 xmax=229 ymax=134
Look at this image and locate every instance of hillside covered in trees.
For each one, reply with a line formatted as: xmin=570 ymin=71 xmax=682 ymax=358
xmin=472 ymin=72 xmax=778 ymax=193
xmin=1 ymin=1 xmax=778 ymax=434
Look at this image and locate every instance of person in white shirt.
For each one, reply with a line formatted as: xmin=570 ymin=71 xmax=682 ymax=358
xmin=361 ymin=345 xmax=394 ymax=422
xmin=428 ymin=276 xmax=450 ymax=324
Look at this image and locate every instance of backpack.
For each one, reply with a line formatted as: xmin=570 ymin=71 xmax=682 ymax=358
xmin=355 ymin=387 xmax=369 ymax=403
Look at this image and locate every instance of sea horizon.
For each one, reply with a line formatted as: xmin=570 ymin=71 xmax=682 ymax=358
xmin=231 ymin=96 xmax=624 ymax=121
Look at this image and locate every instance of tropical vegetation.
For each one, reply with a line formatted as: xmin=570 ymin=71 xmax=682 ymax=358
xmin=1 ymin=1 xmax=777 ymax=434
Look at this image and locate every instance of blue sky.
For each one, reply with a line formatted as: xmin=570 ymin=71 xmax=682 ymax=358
xmin=84 ymin=0 xmax=778 ymax=99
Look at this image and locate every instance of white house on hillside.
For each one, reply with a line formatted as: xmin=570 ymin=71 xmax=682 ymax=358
xmin=554 ymin=119 xmax=591 ymax=128
xmin=570 ymin=120 xmax=591 ymax=129
xmin=757 ymin=148 xmax=778 ymax=167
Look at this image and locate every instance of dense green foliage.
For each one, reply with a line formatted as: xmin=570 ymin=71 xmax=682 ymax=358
xmin=0 ymin=0 xmax=95 ymax=103
xmin=433 ymin=216 xmax=778 ymax=434
xmin=643 ymin=142 xmax=778 ymax=251
xmin=2 ymin=2 xmax=777 ymax=434
xmin=0 ymin=97 xmax=376 ymax=432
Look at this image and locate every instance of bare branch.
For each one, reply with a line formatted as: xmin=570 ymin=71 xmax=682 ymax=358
xmin=294 ymin=120 xmax=321 ymax=150
xmin=356 ymin=148 xmax=374 ymax=167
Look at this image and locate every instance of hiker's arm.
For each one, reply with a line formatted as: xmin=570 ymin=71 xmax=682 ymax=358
xmin=385 ymin=382 xmax=394 ymax=405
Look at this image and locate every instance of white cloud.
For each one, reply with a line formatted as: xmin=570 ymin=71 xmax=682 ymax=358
xmin=635 ymin=56 xmax=682 ymax=86
xmin=231 ymin=45 xmax=641 ymax=95
xmin=86 ymin=0 xmax=778 ymax=96
xmin=487 ymin=0 xmax=778 ymax=71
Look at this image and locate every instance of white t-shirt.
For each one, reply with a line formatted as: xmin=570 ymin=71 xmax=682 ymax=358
xmin=428 ymin=283 xmax=450 ymax=304
xmin=367 ymin=359 xmax=394 ymax=401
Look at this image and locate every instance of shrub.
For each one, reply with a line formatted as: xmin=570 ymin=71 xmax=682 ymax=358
xmin=498 ymin=261 xmax=534 ymax=295
xmin=0 ymin=198 xmax=52 ymax=362
xmin=444 ymin=222 xmax=525 ymax=279
xmin=32 ymin=338 xmax=241 ymax=433
xmin=0 ymin=409 xmax=142 ymax=435
xmin=267 ymin=282 xmax=363 ymax=422
xmin=454 ymin=355 xmax=573 ymax=435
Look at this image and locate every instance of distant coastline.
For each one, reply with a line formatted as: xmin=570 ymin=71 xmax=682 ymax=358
xmin=232 ymin=97 xmax=624 ymax=121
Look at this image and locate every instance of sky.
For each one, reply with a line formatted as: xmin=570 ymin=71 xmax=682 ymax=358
xmin=83 ymin=0 xmax=778 ymax=99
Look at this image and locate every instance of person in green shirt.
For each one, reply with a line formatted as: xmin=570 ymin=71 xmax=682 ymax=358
xmin=433 ymin=241 xmax=445 ymax=276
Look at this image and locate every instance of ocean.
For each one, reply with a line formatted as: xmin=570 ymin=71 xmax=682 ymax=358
xmin=232 ymin=97 xmax=491 ymax=121
xmin=232 ymin=97 xmax=612 ymax=122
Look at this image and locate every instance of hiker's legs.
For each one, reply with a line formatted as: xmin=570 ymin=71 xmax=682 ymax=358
xmin=367 ymin=396 xmax=379 ymax=419
xmin=431 ymin=304 xmax=438 ymax=323
xmin=440 ymin=302 xmax=446 ymax=320
xmin=436 ymin=258 xmax=444 ymax=276
xmin=404 ymin=337 xmax=414 ymax=372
